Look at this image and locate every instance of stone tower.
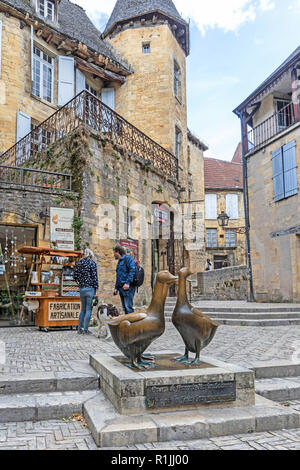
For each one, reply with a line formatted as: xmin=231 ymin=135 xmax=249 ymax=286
xmin=104 ymin=0 xmax=190 ymax=171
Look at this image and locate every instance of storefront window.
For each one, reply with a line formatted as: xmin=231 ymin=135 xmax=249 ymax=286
xmin=0 ymin=225 xmax=37 ymax=326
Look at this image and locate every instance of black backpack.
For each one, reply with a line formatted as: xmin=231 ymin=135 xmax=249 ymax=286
xmin=134 ymin=264 xmax=145 ymax=288
xmin=125 ymin=256 xmax=145 ymax=289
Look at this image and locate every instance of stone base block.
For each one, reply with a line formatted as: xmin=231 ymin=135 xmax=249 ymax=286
xmin=83 ymin=392 xmax=300 ymax=448
xmin=90 ymin=352 xmax=255 ymax=415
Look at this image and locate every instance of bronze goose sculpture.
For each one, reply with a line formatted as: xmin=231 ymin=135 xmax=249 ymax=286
xmin=172 ymin=267 xmax=219 ymax=365
xmin=107 ymin=270 xmax=178 ymax=370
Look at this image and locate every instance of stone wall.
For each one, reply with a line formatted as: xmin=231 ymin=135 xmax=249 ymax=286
xmin=0 ymin=182 xmax=78 ymax=246
xmin=192 ymin=265 xmax=249 ymax=301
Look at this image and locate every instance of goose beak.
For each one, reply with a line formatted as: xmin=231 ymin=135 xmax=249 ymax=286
xmin=167 ymin=275 xmax=178 ymax=285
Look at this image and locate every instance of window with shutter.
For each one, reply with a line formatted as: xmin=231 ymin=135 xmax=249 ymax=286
xmin=225 ymin=230 xmax=236 ymax=247
xmin=58 ymin=56 xmax=75 ymax=106
xmin=226 ymin=194 xmax=239 ymax=219
xmin=283 ymin=141 xmax=298 ymax=198
xmin=205 ymin=194 xmax=217 ymax=219
xmin=206 ymin=229 xmax=217 ymax=248
xmin=272 ymin=141 xmax=298 ymax=201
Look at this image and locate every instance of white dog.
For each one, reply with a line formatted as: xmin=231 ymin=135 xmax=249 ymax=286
xmin=96 ymin=304 xmax=119 ymax=339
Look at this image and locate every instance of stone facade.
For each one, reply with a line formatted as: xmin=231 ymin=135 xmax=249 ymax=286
xmin=192 ymin=265 xmax=249 ymax=301
xmin=247 ymin=124 xmax=300 ymax=302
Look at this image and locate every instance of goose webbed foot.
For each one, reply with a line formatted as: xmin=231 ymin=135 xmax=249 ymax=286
xmin=141 ymin=353 xmax=155 ymax=361
xmin=190 ymin=357 xmax=201 ymax=365
xmin=175 ymin=354 xmax=190 ymax=364
xmin=131 ymin=360 xmax=149 ymax=370
xmin=137 ymin=357 xmax=155 ymax=369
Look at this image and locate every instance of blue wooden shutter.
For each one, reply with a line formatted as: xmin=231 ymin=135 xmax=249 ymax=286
xmin=101 ymin=88 xmax=115 ymax=110
xmin=283 ymin=140 xmax=298 ymax=198
xmin=75 ymin=68 xmax=85 ymax=96
xmin=272 ymin=147 xmax=284 ymax=201
xmin=58 ymin=56 xmax=74 ymax=106
xmin=16 ymin=110 xmax=31 ymax=142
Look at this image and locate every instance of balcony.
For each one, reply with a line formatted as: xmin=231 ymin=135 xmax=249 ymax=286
xmin=247 ymin=102 xmax=299 ymax=153
xmin=0 ymin=91 xmax=178 ymax=180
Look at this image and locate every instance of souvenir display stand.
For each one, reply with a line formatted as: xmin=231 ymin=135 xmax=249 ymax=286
xmin=18 ymin=247 xmax=83 ymax=332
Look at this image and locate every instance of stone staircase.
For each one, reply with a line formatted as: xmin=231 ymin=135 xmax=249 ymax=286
xmin=0 ymin=366 xmax=99 ymax=423
xmin=164 ymin=298 xmax=300 ymax=326
xmin=253 ymin=361 xmax=300 ymax=403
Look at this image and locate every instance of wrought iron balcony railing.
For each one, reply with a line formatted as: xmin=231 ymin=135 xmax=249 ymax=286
xmin=0 ymin=91 xmax=178 ymax=179
xmin=0 ymin=165 xmax=72 ymax=191
xmin=247 ymin=102 xmax=298 ymax=152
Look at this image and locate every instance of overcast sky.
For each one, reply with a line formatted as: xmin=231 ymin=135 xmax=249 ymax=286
xmin=74 ymin=0 xmax=300 ymax=161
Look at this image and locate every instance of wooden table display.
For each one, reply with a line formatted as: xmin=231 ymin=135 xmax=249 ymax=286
xmin=18 ymin=247 xmax=83 ymax=331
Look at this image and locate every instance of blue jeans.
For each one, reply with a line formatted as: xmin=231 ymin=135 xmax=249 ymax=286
xmin=78 ymin=287 xmax=95 ymax=333
xmin=119 ymin=286 xmax=136 ymax=314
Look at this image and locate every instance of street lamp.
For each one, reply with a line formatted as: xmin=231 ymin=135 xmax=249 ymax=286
xmin=217 ymin=211 xmax=230 ymax=228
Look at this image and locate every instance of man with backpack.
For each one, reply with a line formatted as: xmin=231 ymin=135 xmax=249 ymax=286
xmin=113 ymin=245 xmax=144 ymax=314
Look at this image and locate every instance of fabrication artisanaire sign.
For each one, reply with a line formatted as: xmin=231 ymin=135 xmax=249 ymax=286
xmin=50 ymin=208 xmax=74 ymax=251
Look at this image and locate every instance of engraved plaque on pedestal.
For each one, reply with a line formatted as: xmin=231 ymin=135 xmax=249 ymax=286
xmin=146 ymin=381 xmax=236 ymax=408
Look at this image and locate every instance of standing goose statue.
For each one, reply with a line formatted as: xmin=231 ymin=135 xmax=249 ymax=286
xmin=172 ymin=267 xmax=219 ymax=365
xmin=107 ymin=270 xmax=178 ymax=370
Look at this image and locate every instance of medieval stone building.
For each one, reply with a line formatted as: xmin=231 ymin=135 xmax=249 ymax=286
xmin=234 ymin=45 xmax=300 ymax=302
xmin=0 ymin=0 xmax=246 ymax=324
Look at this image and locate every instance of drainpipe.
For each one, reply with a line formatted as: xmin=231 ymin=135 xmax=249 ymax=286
xmin=240 ymin=111 xmax=255 ymax=302
xmin=291 ymin=68 xmax=300 ymax=122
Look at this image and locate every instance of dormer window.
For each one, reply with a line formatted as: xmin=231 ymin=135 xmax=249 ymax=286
xmin=37 ymin=0 xmax=56 ymax=22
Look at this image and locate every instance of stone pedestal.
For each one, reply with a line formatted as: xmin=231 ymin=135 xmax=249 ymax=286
xmin=90 ymin=351 xmax=255 ymax=415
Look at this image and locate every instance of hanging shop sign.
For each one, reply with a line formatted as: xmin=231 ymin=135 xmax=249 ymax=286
xmin=153 ymin=204 xmax=169 ymax=224
xmin=120 ymin=239 xmax=139 ymax=261
xmin=50 ymin=208 xmax=74 ymax=251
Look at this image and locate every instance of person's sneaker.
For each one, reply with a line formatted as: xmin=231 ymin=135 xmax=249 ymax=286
xmin=83 ymin=330 xmax=93 ymax=335
xmin=77 ymin=329 xmax=83 ymax=334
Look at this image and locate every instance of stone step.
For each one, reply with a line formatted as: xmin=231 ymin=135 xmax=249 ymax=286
xmin=204 ymin=318 xmax=300 ymax=326
xmin=164 ymin=305 xmax=300 ymax=313
xmin=251 ymin=361 xmax=300 ymax=379
xmin=255 ymin=377 xmax=300 ymax=402
xmin=83 ymin=392 xmax=300 ymax=448
xmin=0 ymin=371 xmax=99 ymax=395
xmin=0 ymin=390 xmax=98 ymax=423
xmin=164 ymin=309 xmax=300 ymax=318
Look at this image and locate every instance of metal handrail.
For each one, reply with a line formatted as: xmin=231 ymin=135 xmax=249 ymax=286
xmin=0 ymin=165 xmax=72 ymax=191
xmin=247 ymin=101 xmax=297 ymax=152
xmin=0 ymin=91 xmax=179 ymax=179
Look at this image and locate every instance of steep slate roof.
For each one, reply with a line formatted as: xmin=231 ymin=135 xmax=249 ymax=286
xmin=234 ymin=45 xmax=300 ymax=115
xmin=232 ymin=142 xmax=242 ymax=164
xmin=0 ymin=0 xmax=130 ymax=71
xmin=104 ymin=0 xmax=186 ymax=36
xmin=204 ymin=158 xmax=243 ymax=190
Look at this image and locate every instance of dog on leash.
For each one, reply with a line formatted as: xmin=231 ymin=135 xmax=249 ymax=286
xmin=96 ymin=304 xmax=119 ymax=339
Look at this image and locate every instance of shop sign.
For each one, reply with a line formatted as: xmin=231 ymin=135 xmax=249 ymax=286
xmin=48 ymin=301 xmax=81 ymax=321
xmin=120 ymin=239 xmax=139 ymax=261
xmin=50 ymin=208 xmax=74 ymax=251
xmin=153 ymin=204 xmax=169 ymax=224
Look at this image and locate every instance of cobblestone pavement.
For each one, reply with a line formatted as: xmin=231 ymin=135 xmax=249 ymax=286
xmin=1 ymin=322 xmax=300 ymax=450
xmin=0 ymin=322 xmax=300 ymax=374
xmin=0 ymin=401 xmax=299 ymax=450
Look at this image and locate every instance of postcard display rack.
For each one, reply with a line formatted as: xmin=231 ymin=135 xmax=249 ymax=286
xmin=18 ymin=247 xmax=83 ymax=331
